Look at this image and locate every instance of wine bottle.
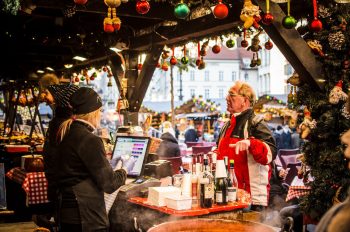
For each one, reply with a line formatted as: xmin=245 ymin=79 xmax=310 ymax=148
xmin=215 ymin=160 xmax=228 ymax=205
xmin=227 ymin=159 xmax=238 ymax=202
xmin=200 ymin=154 xmax=214 ymax=208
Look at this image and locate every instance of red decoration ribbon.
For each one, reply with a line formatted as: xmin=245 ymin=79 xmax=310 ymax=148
xmin=313 ymin=0 xmax=318 ymax=19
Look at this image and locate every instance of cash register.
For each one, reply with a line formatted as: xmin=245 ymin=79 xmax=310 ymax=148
xmin=110 ymin=135 xmax=161 ymax=199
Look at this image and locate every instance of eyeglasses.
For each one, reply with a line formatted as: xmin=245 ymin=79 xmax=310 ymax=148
xmin=227 ymin=91 xmax=243 ymax=98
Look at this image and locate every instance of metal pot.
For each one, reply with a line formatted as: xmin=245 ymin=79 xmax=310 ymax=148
xmin=147 ymin=218 xmax=275 ymax=232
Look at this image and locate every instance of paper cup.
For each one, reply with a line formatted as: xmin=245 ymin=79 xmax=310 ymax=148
xmin=215 ymin=159 xmax=227 ymax=178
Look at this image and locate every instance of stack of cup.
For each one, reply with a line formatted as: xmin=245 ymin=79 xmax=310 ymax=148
xmin=215 ymin=159 xmax=227 ymax=178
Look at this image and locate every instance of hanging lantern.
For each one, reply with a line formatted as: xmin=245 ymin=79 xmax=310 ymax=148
xmin=282 ymin=0 xmax=296 ymax=29
xmin=309 ymin=0 xmax=322 ymax=32
xmin=136 ymin=0 xmax=150 ymax=15
xmin=213 ymin=0 xmax=228 ymax=19
xmin=74 ymin=0 xmax=88 ymax=5
xmin=262 ymin=0 xmax=274 ymax=25
xmin=174 ymin=1 xmax=190 ymax=19
xmin=264 ymin=40 xmax=273 ymax=50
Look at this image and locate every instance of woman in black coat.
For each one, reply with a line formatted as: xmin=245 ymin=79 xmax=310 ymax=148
xmin=157 ymin=132 xmax=181 ymax=158
xmin=55 ymin=87 xmax=127 ymax=232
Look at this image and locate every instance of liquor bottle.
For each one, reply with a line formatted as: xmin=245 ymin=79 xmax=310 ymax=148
xmin=200 ymin=154 xmax=214 ymax=208
xmin=210 ymin=152 xmax=217 ymax=180
xmin=227 ymin=159 xmax=238 ymax=202
xmin=215 ymin=160 xmax=228 ymax=205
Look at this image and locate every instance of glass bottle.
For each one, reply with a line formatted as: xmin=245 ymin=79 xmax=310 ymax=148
xmin=200 ymin=154 xmax=214 ymax=208
xmin=227 ymin=159 xmax=238 ymax=202
xmin=215 ymin=160 xmax=228 ymax=205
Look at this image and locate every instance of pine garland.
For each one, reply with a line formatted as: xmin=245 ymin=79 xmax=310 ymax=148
xmin=297 ymin=1 xmax=350 ymax=220
xmin=1 ymin=0 xmax=20 ymax=15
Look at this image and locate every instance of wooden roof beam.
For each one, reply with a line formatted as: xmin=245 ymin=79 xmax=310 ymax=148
xmin=254 ymin=0 xmax=324 ymax=90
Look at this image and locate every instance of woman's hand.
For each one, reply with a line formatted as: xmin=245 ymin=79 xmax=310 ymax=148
xmin=229 ymin=139 xmax=250 ymax=154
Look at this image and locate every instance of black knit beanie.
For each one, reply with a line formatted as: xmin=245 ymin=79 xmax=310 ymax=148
xmin=47 ymin=84 xmax=79 ymax=108
xmin=70 ymin=87 xmax=102 ymax=115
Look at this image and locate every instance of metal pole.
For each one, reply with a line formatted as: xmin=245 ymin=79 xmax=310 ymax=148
xmin=170 ymin=65 xmax=175 ymax=128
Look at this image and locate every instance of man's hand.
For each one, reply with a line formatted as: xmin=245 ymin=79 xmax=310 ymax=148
xmin=229 ymin=139 xmax=251 ymax=154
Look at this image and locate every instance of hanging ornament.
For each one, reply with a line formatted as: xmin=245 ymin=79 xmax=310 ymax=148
xmin=240 ymin=0 xmax=260 ymax=29
xmin=198 ymin=57 xmax=206 ymax=70
xmin=74 ymin=0 xmax=88 ymax=5
xmin=136 ymin=0 xmax=150 ymax=15
xmin=104 ymin=0 xmax=122 ymax=33
xmin=309 ymin=0 xmax=322 ymax=32
xmin=328 ymin=31 xmax=346 ymax=51
xmin=170 ymin=47 xmax=177 ymax=65
xmin=264 ymin=39 xmax=273 ymax=50
xmin=137 ymin=63 xmax=143 ymax=70
xmin=226 ymin=37 xmax=235 ymax=48
xmin=161 ymin=62 xmax=169 ymax=71
xmin=256 ymin=53 xmax=261 ymax=66
xmin=200 ymin=40 xmax=209 ymax=56
xmin=287 ymin=71 xmax=303 ymax=86
xmin=181 ymin=45 xmax=189 ymax=64
xmin=282 ymin=0 xmax=297 ymax=29
xmin=247 ymin=30 xmax=262 ymax=52
xmin=262 ymin=0 xmax=274 ymax=25
xmin=213 ymin=0 xmax=228 ymax=19
xmin=212 ymin=37 xmax=221 ymax=54
xmin=299 ymin=108 xmax=316 ymax=139
xmin=293 ymin=86 xmax=298 ymax=105
xmin=107 ymin=77 xmax=113 ymax=87
xmin=250 ymin=53 xmax=257 ymax=67
xmin=307 ymin=40 xmax=324 ymax=57
xmin=90 ymin=72 xmax=97 ymax=81
xmin=161 ymin=50 xmax=170 ymax=59
xmin=174 ymin=1 xmax=190 ymax=19
xmin=241 ymin=29 xmax=249 ymax=48
xmin=329 ymin=80 xmax=348 ymax=104
xmin=287 ymin=87 xmax=293 ymax=104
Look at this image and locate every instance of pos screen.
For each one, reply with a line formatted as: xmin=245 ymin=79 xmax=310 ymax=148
xmin=110 ymin=136 xmax=150 ymax=178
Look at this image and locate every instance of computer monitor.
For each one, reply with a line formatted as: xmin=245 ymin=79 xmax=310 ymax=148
xmin=110 ymin=135 xmax=151 ymax=178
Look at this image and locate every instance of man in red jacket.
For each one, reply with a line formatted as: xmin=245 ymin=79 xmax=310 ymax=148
xmin=216 ymin=81 xmax=276 ymax=211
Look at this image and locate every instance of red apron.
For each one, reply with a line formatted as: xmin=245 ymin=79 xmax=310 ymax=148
xmin=217 ymin=116 xmax=250 ymax=193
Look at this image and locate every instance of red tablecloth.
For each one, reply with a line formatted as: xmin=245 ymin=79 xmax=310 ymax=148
xmin=6 ymin=167 xmax=49 ymax=206
xmin=286 ymin=177 xmax=311 ymax=202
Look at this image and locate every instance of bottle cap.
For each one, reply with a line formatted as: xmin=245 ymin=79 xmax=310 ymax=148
xmin=215 ymin=159 xmax=227 ymax=178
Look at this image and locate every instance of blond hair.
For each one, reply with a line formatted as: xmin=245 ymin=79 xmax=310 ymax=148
xmin=57 ymin=108 xmax=101 ymax=142
xmin=233 ymin=81 xmax=256 ymax=105
xmin=39 ymin=74 xmax=59 ymax=91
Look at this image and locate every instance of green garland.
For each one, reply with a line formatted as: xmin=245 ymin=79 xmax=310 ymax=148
xmin=1 ymin=0 xmax=20 ymax=15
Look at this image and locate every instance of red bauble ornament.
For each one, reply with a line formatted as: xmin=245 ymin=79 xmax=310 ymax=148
xmin=264 ymin=40 xmax=273 ymax=50
xmin=113 ymin=23 xmax=121 ymax=31
xmin=137 ymin=63 xmax=143 ymax=70
xmin=253 ymin=15 xmax=261 ymax=23
xmin=213 ymin=1 xmax=228 ymax=19
xmin=310 ymin=19 xmax=323 ymax=32
xmin=74 ymin=0 xmax=88 ymax=5
xmin=241 ymin=40 xmax=249 ymax=48
xmin=262 ymin=13 xmax=274 ymax=25
xmin=212 ymin=45 xmax=221 ymax=54
xmin=170 ymin=57 xmax=177 ymax=65
xmin=90 ymin=76 xmax=95 ymax=81
xmin=196 ymin=59 xmax=201 ymax=66
xmin=136 ymin=0 xmax=150 ymax=15
xmin=74 ymin=77 xmax=80 ymax=82
xmin=104 ymin=24 xmax=114 ymax=33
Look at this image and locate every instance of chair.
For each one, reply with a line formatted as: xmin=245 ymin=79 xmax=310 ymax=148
xmin=278 ymin=148 xmax=300 ymax=169
xmin=159 ymin=156 xmax=183 ymax=175
xmin=192 ymin=146 xmax=213 ymax=155
xmin=185 ymin=142 xmax=204 ymax=148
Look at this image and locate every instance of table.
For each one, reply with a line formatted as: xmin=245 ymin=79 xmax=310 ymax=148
xmin=286 ymin=176 xmax=311 ymax=202
xmin=6 ymin=167 xmax=49 ymax=206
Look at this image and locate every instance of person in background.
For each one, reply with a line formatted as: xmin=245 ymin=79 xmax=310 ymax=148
xmin=273 ymin=125 xmax=284 ymax=151
xmin=291 ymin=126 xmax=302 ymax=149
xmin=56 ymin=87 xmax=127 ymax=232
xmin=34 ymin=74 xmax=79 ymax=230
xmin=184 ymin=120 xmax=198 ymax=143
xmin=216 ymin=81 xmax=277 ymax=211
xmin=281 ymin=124 xmax=292 ymax=149
xmin=156 ymin=121 xmax=181 ymax=158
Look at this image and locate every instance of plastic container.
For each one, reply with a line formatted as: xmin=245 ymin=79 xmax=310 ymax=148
xmin=165 ymin=195 xmax=192 ymax=210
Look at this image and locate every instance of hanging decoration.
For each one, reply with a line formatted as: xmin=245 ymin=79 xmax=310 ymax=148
xmin=181 ymin=45 xmax=189 ymax=64
xmin=328 ymin=31 xmax=346 ymax=51
xmin=161 ymin=61 xmax=169 ymax=71
xmin=282 ymin=0 xmax=297 ymax=29
xmin=161 ymin=50 xmax=170 ymax=59
xmin=2 ymin=0 xmax=20 ymax=15
xmin=174 ymin=1 xmax=190 ymax=19
xmin=117 ymin=77 xmax=129 ymax=113
xmin=226 ymin=36 xmax=235 ymax=48
xmin=196 ymin=42 xmax=201 ymax=67
xmin=335 ymin=0 xmax=350 ymax=3
xmin=241 ymin=29 xmax=249 ymax=48
xmin=247 ymin=30 xmax=262 ymax=53
xmin=264 ymin=39 xmax=273 ymax=50
xmin=170 ymin=47 xmax=177 ymax=65
xmin=310 ymin=0 xmax=323 ymax=32
xmin=240 ymin=0 xmax=261 ymax=29
xmin=103 ymin=0 xmax=122 ymax=33
xmin=299 ymin=107 xmax=316 ymax=139
xmin=293 ymin=86 xmax=298 ymax=105
xmin=200 ymin=40 xmax=209 ymax=56
xmin=74 ymin=0 xmax=88 ymax=5
xmin=287 ymin=87 xmax=293 ymax=104
xmin=287 ymin=71 xmax=303 ymax=87
xmin=329 ymin=80 xmax=348 ymax=104
xmin=136 ymin=0 xmax=150 ymax=15
xmin=90 ymin=72 xmax=97 ymax=81
xmin=307 ymin=40 xmax=324 ymax=57
xmin=262 ymin=0 xmax=274 ymax=26
xmin=212 ymin=37 xmax=221 ymax=54
xmin=213 ymin=0 xmax=228 ymax=19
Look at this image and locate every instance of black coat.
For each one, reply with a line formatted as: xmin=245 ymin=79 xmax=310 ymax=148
xmin=157 ymin=132 xmax=181 ymax=158
xmin=56 ymin=120 xmax=126 ymax=231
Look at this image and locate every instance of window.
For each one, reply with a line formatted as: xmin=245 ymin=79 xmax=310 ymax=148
xmin=190 ymin=89 xmax=195 ymax=97
xmin=231 ymin=71 xmax=236 ymax=81
xmin=219 ymin=71 xmax=224 ymax=81
xmin=204 ymin=71 xmax=209 ymax=81
xmin=244 ymin=73 xmax=249 ymax=81
xmin=177 ymin=72 xmax=181 ymax=82
xmin=284 ymin=64 xmax=293 ymax=76
xmin=219 ymin=88 xmax=224 ymax=98
xmin=205 ymin=89 xmax=210 ymax=99
xmin=190 ymin=70 xmax=195 ymax=81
